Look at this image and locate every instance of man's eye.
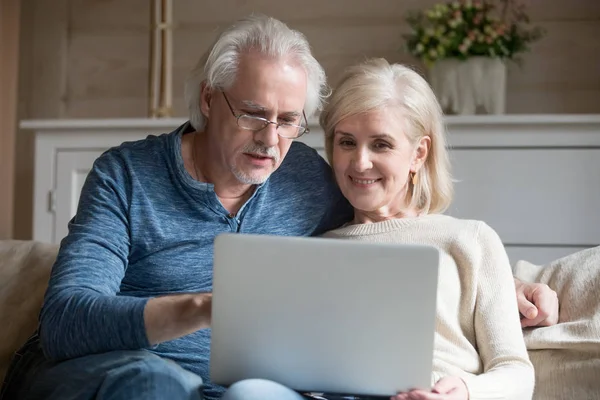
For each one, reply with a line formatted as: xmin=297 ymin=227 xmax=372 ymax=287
xmin=279 ymin=117 xmax=300 ymax=124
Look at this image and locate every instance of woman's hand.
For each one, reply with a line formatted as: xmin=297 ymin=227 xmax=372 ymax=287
xmin=391 ymin=376 xmax=469 ymax=400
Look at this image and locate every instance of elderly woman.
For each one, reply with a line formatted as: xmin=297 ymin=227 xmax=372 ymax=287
xmin=317 ymin=58 xmax=535 ymax=400
xmin=223 ymin=58 xmax=535 ymax=400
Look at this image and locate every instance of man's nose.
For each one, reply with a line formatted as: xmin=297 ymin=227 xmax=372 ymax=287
xmin=254 ymin=122 xmax=280 ymax=148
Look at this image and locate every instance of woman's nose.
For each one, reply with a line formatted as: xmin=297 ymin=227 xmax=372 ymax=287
xmin=352 ymin=149 xmax=373 ymax=172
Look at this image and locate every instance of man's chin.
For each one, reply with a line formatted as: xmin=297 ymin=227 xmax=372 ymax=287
xmin=232 ymin=168 xmax=273 ymax=185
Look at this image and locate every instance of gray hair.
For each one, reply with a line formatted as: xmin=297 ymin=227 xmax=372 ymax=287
xmin=320 ymin=58 xmax=453 ymax=215
xmin=184 ymin=14 xmax=328 ymax=131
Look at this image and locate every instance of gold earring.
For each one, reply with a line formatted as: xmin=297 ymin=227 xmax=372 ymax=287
xmin=411 ymin=171 xmax=418 ymax=186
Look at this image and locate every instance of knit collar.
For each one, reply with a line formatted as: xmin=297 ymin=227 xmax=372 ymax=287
xmin=331 ymin=214 xmax=447 ymax=237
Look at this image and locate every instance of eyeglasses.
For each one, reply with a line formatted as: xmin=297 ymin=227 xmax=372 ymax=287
xmin=221 ymin=91 xmax=310 ymax=139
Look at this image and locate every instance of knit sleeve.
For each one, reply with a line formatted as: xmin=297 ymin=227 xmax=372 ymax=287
xmin=462 ymin=222 xmax=535 ymax=400
xmin=39 ymin=149 xmax=150 ymax=360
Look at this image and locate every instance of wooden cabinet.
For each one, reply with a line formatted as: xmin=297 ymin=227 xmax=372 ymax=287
xmin=20 ymin=115 xmax=600 ymax=266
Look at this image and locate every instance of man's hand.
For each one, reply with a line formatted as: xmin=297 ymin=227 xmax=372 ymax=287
xmin=391 ymin=376 xmax=469 ymax=400
xmin=144 ymin=292 xmax=212 ymax=345
xmin=514 ymin=278 xmax=559 ymax=328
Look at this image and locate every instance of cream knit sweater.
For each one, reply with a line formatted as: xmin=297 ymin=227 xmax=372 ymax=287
xmin=324 ymin=214 xmax=535 ymax=400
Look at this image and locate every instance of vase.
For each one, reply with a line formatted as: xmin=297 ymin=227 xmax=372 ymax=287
xmin=428 ymin=57 xmax=506 ymax=115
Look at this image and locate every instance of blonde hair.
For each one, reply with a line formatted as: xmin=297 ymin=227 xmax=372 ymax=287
xmin=320 ymin=58 xmax=453 ymax=214
xmin=184 ymin=14 xmax=328 ymax=131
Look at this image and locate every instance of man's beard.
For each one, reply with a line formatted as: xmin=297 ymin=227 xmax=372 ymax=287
xmin=231 ymin=143 xmax=280 ymax=184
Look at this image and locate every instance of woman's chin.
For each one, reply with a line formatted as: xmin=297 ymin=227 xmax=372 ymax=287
xmin=348 ymin=199 xmax=379 ymax=213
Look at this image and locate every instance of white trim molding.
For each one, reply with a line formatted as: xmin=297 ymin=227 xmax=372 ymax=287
xmin=21 ymin=114 xmax=600 ymax=149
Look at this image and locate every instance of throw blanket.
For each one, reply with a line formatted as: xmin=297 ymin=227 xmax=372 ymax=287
xmin=514 ymin=246 xmax=600 ymax=400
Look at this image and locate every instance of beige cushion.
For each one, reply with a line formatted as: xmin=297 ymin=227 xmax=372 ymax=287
xmin=0 ymin=240 xmax=58 ymax=382
xmin=514 ymin=246 xmax=600 ymax=400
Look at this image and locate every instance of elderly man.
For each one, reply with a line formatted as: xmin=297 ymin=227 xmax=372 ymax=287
xmin=1 ymin=14 xmax=557 ymax=400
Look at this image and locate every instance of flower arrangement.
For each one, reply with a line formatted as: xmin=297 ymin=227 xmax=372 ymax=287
xmin=404 ymin=0 xmax=544 ymax=66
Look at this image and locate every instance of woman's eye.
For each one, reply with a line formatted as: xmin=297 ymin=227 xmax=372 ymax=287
xmin=338 ymin=140 xmax=354 ymax=147
xmin=374 ymin=142 xmax=391 ymax=150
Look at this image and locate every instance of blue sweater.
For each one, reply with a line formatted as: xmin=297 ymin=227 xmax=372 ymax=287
xmin=39 ymin=122 xmax=352 ymax=399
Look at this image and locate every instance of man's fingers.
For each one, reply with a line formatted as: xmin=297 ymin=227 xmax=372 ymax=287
xmin=531 ymin=284 xmax=559 ymax=326
xmin=520 ymin=300 xmax=546 ymax=328
xmin=531 ymin=286 xmax=551 ymax=317
xmin=519 ymin=282 xmax=561 ymax=327
xmin=517 ymin=289 xmax=538 ymax=320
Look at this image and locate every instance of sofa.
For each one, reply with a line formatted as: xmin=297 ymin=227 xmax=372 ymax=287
xmin=1 ymin=240 xmax=599 ymax=398
xmin=514 ymin=247 xmax=600 ymax=400
xmin=0 ymin=241 xmax=58 ymax=382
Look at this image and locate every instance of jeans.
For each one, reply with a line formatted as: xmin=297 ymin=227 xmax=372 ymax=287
xmin=2 ymin=335 xmax=387 ymax=400
xmin=1 ymin=334 xmax=204 ymax=400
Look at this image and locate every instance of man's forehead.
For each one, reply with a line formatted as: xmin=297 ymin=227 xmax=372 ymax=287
xmin=240 ymin=99 xmax=267 ymax=111
xmin=237 ymin=97 xmax=302 ymax=116
xmin=230 ymin=53 xmax=307 ymax=114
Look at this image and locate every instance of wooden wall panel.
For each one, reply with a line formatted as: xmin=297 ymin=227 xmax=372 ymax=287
xmin=13 ymin=0 xmax=68 ymax=240
xmin=31 ymin=0 xmax=600 ymax=119
xmin=0 ymin=0 xmax=20 ymax=239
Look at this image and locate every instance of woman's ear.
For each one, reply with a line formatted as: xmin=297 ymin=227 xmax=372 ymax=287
xmin=412 ymin=135 xmax=431 ymax=171
xmin=200 ymin=82 xmax=212 ymax=118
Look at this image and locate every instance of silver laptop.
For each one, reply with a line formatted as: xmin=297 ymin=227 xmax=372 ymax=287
xmin=210 ymin=233 xmax=440 ymax=397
